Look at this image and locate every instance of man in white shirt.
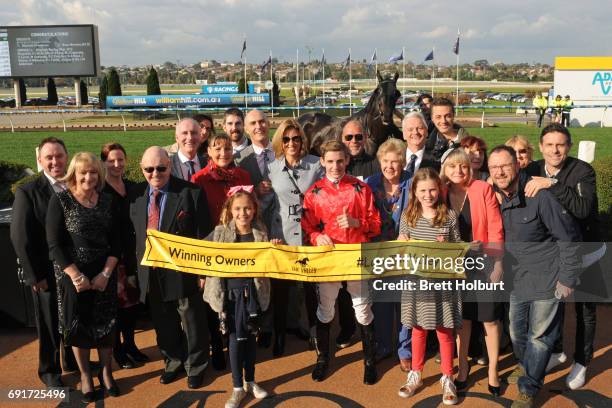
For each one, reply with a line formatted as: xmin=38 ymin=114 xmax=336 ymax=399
xmin=170 ymin=118 xmax=206 ymax=181
xmin=223 ymin=108 xmax=250 ymax=154
xmin=402 ymin=112 xmax=439 ymax=174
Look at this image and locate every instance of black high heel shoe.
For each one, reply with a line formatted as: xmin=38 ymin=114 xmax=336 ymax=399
xmin=488 ymin=383 xmax=501 ymax=397
xmin=81 ymin=375 xmax=95 ymax=403
xmin=454 ymin=364 xmax=471 ymax=391
xmin=98 ymin=370 xmax=120 ymax=397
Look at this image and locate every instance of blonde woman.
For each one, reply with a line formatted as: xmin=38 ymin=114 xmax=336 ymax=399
xmin=46 ymin=152 xmax=121 ymax=402
xmin=505 ymin=135 xmax=534 ymax=169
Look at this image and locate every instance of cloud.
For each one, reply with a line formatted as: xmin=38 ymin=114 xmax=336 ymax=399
xmin=1 ymin=0 xmax=611 ymax=66
xmin=419 ymin=27 xmax=449 ymax=39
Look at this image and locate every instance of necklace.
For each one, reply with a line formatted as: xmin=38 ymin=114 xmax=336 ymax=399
xmin=74 ymin=190 xmax=97 ymax=207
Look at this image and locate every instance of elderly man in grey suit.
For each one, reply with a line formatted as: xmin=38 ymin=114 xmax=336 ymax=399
xmin=170 ymin=118 xmax=207 ymax=181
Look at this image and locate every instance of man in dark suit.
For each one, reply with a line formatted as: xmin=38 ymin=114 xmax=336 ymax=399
xmin=129 ymin=146 xmax=212 ymax=389
xmin=10 ymin=137 xmax=76 ymax=387
xmin=170 ymin=118 xmax=207 ymax=180
xmin=170 ymin=118 xmax=223 ymax=371
xmin=402 ymin=111 xmax=438 ymax=174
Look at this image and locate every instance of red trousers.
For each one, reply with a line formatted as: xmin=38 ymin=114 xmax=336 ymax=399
xmin=411 ymin=326 xmax=454 ymax=376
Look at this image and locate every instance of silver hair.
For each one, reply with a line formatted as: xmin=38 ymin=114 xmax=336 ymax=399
xmin=175 ymin=117 xmax=201 ymax=131
xmin=401 ymin=111 xmax=428 ymax=130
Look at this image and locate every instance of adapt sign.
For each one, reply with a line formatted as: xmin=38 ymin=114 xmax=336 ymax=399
xmin=592 ymin=72 xmax=612 ymax=96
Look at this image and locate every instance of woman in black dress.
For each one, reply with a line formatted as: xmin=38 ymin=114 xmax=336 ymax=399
xmin=101 ymin=143 xmax=149 ymax=369
xmin=47 ymin=152 xmax=121 ymax=402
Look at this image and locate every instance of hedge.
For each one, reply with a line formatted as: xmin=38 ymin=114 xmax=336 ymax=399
xmin=1 ymin=161 xmax=31 ymax=203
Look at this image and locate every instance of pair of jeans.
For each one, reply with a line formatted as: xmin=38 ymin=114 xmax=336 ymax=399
xmin=509 ymin=295 xmax=562 ymax=397
xmin=411 ymin=326 xmax=454 ymax=375
xmin=552 ymin=302 xmax=597 ymax=366
xmin=228 ymin=332 xmax=256 ymax=387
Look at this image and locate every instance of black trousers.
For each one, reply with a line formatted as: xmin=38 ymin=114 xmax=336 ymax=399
xmin=229 ymin=332 xmax=256 ymax=387
xmin=31 ymin=279 xmax=75 ymax=385
xmin=553 ymin=302 xmax=597 ymax=366
xmin=147 ymin=274 xmax=209 ymax=376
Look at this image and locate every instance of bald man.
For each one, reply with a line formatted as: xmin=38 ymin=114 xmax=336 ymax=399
xmin=129 ymin=146 xmax=212 ymax=389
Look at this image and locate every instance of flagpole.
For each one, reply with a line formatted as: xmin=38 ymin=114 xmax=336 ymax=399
xmin=402 ymin=46 xmax=406 ymax=94
xmin=375 ymin=47 xmax=378 ymax=77
xmin=296 ymin=48 xmax=300 ymax=117
xmin=431 ymin=47 xmax=435 ymax=97
xmin=456 ymin=29 xmax=460 ymax=107
xmin=322 ymin=48 xmax=326 ymax=112
xmin=270 ymin=49 xmax=274 ymax=118
xmin=349 ymin=48 xmax=352 ymax=116
xmin=243 ymin=37 xmax=248 ymax=110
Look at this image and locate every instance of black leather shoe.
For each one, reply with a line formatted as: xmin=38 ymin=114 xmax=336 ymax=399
xmin=125 ymin=348 xmax=149 ymax=363
xmin=43 ymin=376 xmax=64 ymax=388
xmin=81 ymin=391 xmax=96 ymax=403
xmin=273 ymin=334 xmax=286 ymax=357
xmin=257 ymin=332 xmax=272 ymax=348
xmin=454 ymin=364 xmax=471 ymax=391
xmin=187 ymin=374 xmax=204 ymax=389
xmin=159 ymin=370 xmax=180 ymax=385
xmin=114 ymin=351 xmax=135 ymax=369
xmin=311 ymin=358 xmax=329 ymax=382
xmin=488 ymin=383 xmax=501 ymax=397
xmin=97 ymin=371 xmax=120 ymax=397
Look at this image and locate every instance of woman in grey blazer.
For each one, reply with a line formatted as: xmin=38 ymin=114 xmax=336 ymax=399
xmin=266 ymin=119 xmax=324 ymax=356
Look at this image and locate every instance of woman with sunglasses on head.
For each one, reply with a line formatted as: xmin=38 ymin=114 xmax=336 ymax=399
xmin=101 ymin=143 xmax=149 ymax=370
xmin=505 ymin=135 xmax=534 ymax=170
xmin=192 ymin=133 xmax=252 ymax=225
xmin=267 ymin=119 xmax=324 ymax=355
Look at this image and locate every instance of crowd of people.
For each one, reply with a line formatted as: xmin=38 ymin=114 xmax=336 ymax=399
xmin=9 ymin=97 xmax=602 ymax=408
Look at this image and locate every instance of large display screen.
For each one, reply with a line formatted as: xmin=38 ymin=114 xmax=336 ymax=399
xmin=0 ymin=25 xmax=100 ymax=78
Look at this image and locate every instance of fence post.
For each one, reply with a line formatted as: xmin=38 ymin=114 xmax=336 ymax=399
xmin=481 ymin=110 xmax=485 ymax=128
xmin=60 ymin=113 xmax=66 ymax=132
xmin=9 ymin=114 xmax=14 ymax=133
xmin=121 ymin=114 xmax=127 ymax=132
xmin=601 ymin=107 xmax=607 ymax=128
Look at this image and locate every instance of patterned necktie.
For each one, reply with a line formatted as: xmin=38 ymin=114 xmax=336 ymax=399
xmin=147 ymin=190 xmax=160 ymax=231
xmin=407 ymin=154 xmax=417 ymax=175
xmin=261 ymin=149 xmax=270 ymax=178
xmin=186 ymin=160 xmax=196 ymax=181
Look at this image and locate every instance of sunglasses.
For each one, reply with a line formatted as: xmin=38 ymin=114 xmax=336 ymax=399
xmin=282 ymin=136 xmax=302 ymax=144
xmin=344 ymin=134 xmax=364 ymax=142
xmin=142 ymin=166 xmax=168 ymax=174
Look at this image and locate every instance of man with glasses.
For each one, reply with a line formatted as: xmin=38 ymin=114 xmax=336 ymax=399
xmin=171 ymin=118 xmax=207 ymax=182
xmin=488 ymin=145 xmax=581 ymax=408
xmin=341 ymin=119 xmax=380 ymax=179
xmin=129 ymin=146 xmax=212 ymax=389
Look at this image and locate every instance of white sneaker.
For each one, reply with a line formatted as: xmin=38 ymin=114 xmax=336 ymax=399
xmin=546 ymin=352 xmax=567 ymax=372
xmin=566 ymin=362 xmax=587 ymax=390
xmin=225 ymin=388 xmax=247 ymax=408
xmin=440 ymin=374 xmax=458 ymax=405
xmin=398 ymin=370 xmax=422 ymax=398
xmin=244 ymin=381 xmax=269 ymax=399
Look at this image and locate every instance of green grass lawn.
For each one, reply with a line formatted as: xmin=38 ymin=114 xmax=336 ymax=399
xmin=0 ymin=126 xmax=610 ymax=169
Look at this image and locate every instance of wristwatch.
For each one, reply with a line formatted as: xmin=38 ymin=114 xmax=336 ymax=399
xmin=101 ymin=270 xmax=112 ymax=279
xmin=550 ymin=178 xmax=558 ymax=186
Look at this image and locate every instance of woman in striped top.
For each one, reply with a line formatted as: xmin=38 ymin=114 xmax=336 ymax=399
xmin=396 ymin=167 xmax=461 ymax=406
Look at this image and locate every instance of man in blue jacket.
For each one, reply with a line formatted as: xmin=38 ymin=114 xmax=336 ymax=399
xmin=488 ymin=145 xmax=582 ymax=408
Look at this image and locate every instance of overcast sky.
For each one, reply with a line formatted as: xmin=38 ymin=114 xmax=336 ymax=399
xmin=2 ymin=0 xmax=611 ymax=67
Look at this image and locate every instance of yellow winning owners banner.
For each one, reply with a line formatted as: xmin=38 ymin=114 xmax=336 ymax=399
xmin=142 ymin=230 xmax=470 ymax=282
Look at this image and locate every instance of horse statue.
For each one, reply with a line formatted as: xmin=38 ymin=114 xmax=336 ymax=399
xmin=298 ymin=71 xmax=403 ymax=156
